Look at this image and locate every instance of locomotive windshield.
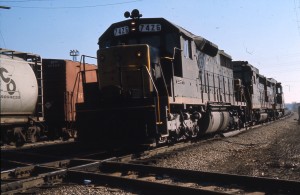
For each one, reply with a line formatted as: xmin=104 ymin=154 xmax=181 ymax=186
xmin=103 ymin=35 xmax=161 ymax=49
xmin=101 ymin=32 xmax=179 ymax=58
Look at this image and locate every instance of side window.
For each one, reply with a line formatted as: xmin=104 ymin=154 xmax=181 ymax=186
xmin=277 ymin=87 xmax=281 ymax=94
xmin=105 ymin=41 xmax=110 ymax=48
xmin=183 ymin=39 xmax=192 ymax=59
xmin=253 ymin=75 xmax=256 ymax=84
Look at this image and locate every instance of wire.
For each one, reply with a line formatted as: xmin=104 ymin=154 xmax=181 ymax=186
xmin=0 ymin=0 xmax=53 ymax=2
xmin=3 ymin=0 xmax=141 ymax=9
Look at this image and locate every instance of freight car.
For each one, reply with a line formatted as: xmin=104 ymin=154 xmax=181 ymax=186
xmin=42 ymin=59 xmax=97 ymax=140
xmin=0 ymin=48 xmax=44 ymax=146
xmin=0 ymin=49 xmax=97 ymax=146
xmin=76 ymin=10 xmax=285 ymax=147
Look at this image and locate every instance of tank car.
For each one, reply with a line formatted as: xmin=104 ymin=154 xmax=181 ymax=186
xmin=76 ymin=10 xmax=247 ymax=146
xmin=0 ymin=48 xmax=44 ymax=146
xmin=42 ymin=59 xmax=97 ymax=139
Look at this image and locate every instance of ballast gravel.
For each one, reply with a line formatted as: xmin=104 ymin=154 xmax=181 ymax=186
xmin=37 ymin=113 xmax=300 ymax=194
xmin=155 ymin=113 xmax=300 ymax=181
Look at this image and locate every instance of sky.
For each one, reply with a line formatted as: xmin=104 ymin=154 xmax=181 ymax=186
xmin=0 ymin=0 xmax=299 ymax=103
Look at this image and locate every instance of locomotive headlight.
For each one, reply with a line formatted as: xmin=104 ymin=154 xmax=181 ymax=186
xmin=130 ymin=20 xmax=136 ymax=32
xmin=136 ymin=51 xmax=142 ymax=58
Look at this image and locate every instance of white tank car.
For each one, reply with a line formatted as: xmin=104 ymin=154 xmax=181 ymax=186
xmin=0 ymin=48 xmax=43 ymax=146
xmin=0 ymin=54 xmax=38 ymax=124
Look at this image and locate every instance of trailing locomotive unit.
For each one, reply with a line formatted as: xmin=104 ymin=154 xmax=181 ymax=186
xmin=0 ymin=48 xmax=44 ymax=145
xmin=232 ymin=61 xmax=284 ymax=124
xmin=76 ymin=9 xmax=247 ymax=146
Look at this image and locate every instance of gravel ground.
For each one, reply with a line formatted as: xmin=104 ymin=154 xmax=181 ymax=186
xmin=156 ymin=112 xmax=300 ymax=181
xmin=36 ymin=113 xmax=300 ymax=194
xmin=37 ymin=184 xmax=138 ymax=195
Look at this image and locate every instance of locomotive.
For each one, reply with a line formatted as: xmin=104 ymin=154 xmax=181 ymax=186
xmin=0 ymin=48 xmax=97 ymax=146
xmin=232 ymin=61 xmax=285 ymax=124
xmin=74 ymin=9 xmax=283 ymax=146
xmin=76 ymin=10 xmax=285 ymax=146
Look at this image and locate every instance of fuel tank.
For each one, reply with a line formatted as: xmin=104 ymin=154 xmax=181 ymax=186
xmin=199 ymin=111 xmax=230 ymax=134
xmin=0 ymin=54 xmax=38 ymax=124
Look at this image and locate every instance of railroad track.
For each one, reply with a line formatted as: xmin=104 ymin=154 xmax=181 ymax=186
xmin=2 ymin=157 xmax=299 ymax=195
xmin=2 ymin=113 xmax=296 ymax=194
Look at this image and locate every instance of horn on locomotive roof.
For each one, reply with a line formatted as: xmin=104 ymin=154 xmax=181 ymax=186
xmin=124 ymin=9 xmax=142 ymax=19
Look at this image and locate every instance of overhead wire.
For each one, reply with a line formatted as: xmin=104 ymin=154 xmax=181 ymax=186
xmin=0 ymin=0 xmax=141 ymax=9
xmin=0 ymin=0 xmax=53 ymax=2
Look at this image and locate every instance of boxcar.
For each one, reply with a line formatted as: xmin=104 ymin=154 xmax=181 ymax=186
xmin=42 ymin=59 xmax=97 ymax=139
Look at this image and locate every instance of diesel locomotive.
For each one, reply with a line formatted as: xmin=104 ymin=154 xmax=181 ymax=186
xmin=76 ymin=9 xmax=284 ymax=145
xmin=74 ymin=9 xmax=284 ymax=146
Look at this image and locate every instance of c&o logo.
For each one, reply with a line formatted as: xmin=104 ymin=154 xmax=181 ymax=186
xmin=0 ymin=67 xmax=17 ymax=95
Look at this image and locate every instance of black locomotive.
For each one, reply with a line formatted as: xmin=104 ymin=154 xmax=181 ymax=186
xmin=76 ymin=10 xmax=285 ymax=146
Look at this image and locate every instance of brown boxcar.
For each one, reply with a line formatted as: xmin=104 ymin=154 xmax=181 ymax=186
xmin=42 ymin=59 xmax=97 ymax=139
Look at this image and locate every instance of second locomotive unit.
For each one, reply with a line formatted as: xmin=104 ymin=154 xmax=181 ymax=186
xmin=76 ymin=10 xmax=284 ymax=146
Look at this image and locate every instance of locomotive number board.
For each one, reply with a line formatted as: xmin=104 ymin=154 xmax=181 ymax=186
xmin=114 ymin=24 xmax=161 ymax=36
xmin=139 ymin=24 xmax=161 ymax=32
xmin=114 ymin=26 xmax=129 ymax=36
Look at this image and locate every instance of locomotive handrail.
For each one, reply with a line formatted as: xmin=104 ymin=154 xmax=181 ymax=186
xmin=157 ymin=62 xmax=170 ymax=114
xmin=142 ymin=65 xmax=162 ymax=124
xmin=70 ymin=55 xmax=98 ymax=128
xmin=161 ymin=47 xmax=182 ymax=103
xmin=80 ymin=55 xmax=98 ymax=84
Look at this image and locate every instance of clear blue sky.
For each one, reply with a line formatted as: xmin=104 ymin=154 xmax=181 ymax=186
xmin=0 ymin=0 xmax=299 ymax=103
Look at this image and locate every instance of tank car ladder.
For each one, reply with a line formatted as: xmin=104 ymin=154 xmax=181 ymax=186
xmin=34 ymin=57 xmax=44 ymax=121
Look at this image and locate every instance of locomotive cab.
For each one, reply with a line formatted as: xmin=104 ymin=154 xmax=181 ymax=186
xmin=275 ymin=82 xmax=285 ymax=117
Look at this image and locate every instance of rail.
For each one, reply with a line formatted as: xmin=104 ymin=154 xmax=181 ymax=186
xmin=1 ymin=114 xmax=297 ymax=194
xmin=2 ymin=156 xmax=299 ymax=194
